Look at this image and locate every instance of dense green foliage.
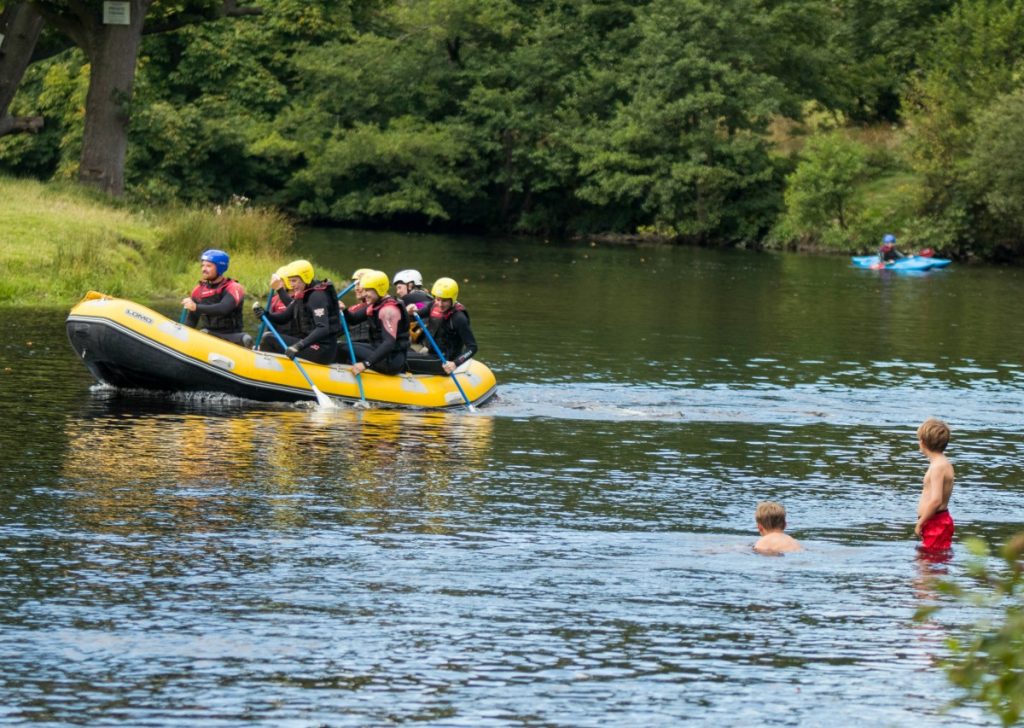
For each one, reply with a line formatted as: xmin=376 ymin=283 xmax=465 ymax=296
xmin=917 ymin=535 xmax=1024 ymax=726
xmin=6 ymin=0 xmax=1024 ymax=258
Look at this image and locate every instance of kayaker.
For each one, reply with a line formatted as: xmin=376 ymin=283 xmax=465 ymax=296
xmin=878 ymin=234 xmax=904 ymax=263
xmin=252 ymin=259 xmax=341 ymax=364
xmin=181 ymin=249 xmax=250 ymax=347
xmin=339 ymin=269 xmax=410 ymax=375
xmin=406 ymin=277 xmax=478 ymax=376
xmin=393 ymin=269 xmax=433 ymax=352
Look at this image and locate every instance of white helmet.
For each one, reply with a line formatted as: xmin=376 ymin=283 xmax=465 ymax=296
xmin=392 ymin=269 xmax=423 ymax=287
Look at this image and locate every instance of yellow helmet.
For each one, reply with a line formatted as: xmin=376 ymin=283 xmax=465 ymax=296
xmin=351 ymin=267 xmax=372 ymax=282
xmin=284 ymin=259 xmax=314 ymax=285
xmin=360 ymin=269 xmax=390 ymax=297
xmin=431 ymin=276 xmax=459 ymax=301
xmin=274 ymin=266 xmax=292 ymax=291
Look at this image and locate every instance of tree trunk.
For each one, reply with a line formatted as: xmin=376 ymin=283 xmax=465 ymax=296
xmin=30 ymin=0 xmax=258 ymax=197
xmin=0 ymin=3 xmax=45 ymax=138
xmin=76 ymin=0 xmax=151 ymax=196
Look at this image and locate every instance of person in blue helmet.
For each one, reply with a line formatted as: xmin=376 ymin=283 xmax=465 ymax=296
xmin=878 ymin=234 xmax=905 ymax=263
xmin=181 ymin=249 xmax=251 ymax=347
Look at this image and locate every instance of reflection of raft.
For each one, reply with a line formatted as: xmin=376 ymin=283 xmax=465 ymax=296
xmin=851 ymin=255 xmax=952 ymax=271
xmin=66 ymin=292 xmax=498 ymax=408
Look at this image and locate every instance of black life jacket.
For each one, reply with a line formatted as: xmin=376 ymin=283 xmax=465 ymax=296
xmin=401 ymin=289 xmax=433 ymax=309
xmin=427 ymin=301 xmax=468 ymax=359
xmin=291 ymin=280 xmax=342 ymax=338
xmin=365 ymin=295 xmax=410 ymax=350
xmin=190 ymin=277 xmax=244 ymax=333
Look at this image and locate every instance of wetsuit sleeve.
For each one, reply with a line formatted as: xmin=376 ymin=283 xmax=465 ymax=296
xmin=265 ymin=300 xmax=293 ymax=325
xmin=451 ymin=311 xmax=477 ymax=366
xmin=343 ymin=303 xmax=368 ymax=325
xmin=277 ymin=289 xmax=292 ymax=306
xmin=362 ymin=306 xmax=402 ymax=366
xmin=194 ymin=296 xmax=241 ymax=317
xmin=296 ymin=289 xmax=335 ymax=349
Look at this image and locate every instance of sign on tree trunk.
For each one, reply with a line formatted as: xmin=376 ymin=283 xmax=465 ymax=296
xmin=103 ymin=2 xmax=130 ymax=26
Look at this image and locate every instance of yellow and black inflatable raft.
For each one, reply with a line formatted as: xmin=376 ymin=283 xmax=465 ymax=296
xmin=66 ymin=292 xmax=498 ymax=408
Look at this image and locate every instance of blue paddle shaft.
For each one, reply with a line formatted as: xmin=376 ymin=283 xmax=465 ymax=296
xmin=259 ymin=313 xmax=319 ymax=391
xmin=412 ymin=310 xmax=473 ymax=409
xmin=339 ymin=310 xmax=367 ymax=402
xmin=255 ymin=290 xmax=274 ymax=343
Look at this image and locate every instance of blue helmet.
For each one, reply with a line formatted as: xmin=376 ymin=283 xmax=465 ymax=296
xmin=882 ymin=234 xmax=896 ymax=244
xmin=200 ymin=249 xmax=229 ymax=275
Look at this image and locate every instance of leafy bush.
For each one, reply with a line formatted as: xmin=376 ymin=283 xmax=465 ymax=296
xmin=916 ymin=534 xmax=1024 ymax=726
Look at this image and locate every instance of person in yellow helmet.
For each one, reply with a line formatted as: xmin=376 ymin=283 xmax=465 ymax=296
xmin=339 ymin=269 xmax=410 ymax=375
xmin=342 ymin=267 xmax=373 ymax=345
xmin=406 ymin=277 xmax=478 ymax=375
xmin=252 ymin=259 xmax=341 ymax=364
xmin=266 ymin=266 xmax=297 ymax=336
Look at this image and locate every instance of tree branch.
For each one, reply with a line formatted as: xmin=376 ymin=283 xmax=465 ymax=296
xmin=0 ymin=113 xmax=44 ymax=137
xmin=30 ymin=1 xmax=91 ymax=52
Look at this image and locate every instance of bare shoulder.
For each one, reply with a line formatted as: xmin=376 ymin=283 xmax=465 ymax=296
xmin=936 ymin=453 xmax=955 ymax=479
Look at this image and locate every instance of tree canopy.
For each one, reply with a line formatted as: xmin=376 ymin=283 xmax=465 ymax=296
xmin=3 ymin=0 xmax=1024 ymax=258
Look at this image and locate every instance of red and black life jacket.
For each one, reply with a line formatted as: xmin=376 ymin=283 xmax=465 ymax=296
xmin=190 ymin=276 xmax=245 ymax=333
xmin=426 ymin=301 xmax=468 ymax=359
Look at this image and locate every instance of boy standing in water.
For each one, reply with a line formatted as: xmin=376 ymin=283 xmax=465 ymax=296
xmin=754 ymin=501 xmax=803 ymax=554
xmin=915 ymin=418 xmax=955 ymax=551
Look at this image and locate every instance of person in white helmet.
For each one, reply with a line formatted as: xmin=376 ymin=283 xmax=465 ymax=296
xmin=393 ymin=269 xmax=433 ymax=352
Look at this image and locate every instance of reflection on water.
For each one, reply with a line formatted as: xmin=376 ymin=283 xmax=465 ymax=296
xmin=2 ymin=239 xmax=1023 ymax=725
xmin=61 ymin=407 xmax=494 ymax=536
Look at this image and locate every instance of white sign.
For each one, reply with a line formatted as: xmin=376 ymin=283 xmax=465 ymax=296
xmin=103 ymin=1 xmax=131 ymax=25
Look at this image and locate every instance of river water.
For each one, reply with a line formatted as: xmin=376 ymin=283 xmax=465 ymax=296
xmin=1 ymin=231 xmax=1022 ymax=725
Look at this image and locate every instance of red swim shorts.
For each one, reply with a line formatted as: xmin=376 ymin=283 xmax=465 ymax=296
xmin=920 ymin=510 xmax=954 ymax=550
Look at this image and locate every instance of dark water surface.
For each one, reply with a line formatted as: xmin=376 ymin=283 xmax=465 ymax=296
xmin=2 ymin=231 xmax=1023 ymax=725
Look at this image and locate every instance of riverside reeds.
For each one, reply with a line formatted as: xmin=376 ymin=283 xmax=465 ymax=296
xmin=1 ymin=177 xmax=340 ymax=304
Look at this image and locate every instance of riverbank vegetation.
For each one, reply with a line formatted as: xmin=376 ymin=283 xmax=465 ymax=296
xmin=916 ymin=534 xmax=1024 ymax=726
xmin=0 ymin=176 xmax=341 ymax=303
xmin=3 ymin=0 xmax=1024 ymax=261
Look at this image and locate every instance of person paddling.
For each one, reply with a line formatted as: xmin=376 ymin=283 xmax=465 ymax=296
xmin=180 ymin=249 xmax=250 ymax=347
xmin=252 ymin=259 xmax=341 ymax=365
xmin=338 ymin=270 xmax=410 ymax=375
xmin=406 ymin=277 xmax=478 ymax=376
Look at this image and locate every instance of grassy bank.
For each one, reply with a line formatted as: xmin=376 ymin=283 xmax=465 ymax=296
xmin=0 ymin=176 xmax=342 ymax=305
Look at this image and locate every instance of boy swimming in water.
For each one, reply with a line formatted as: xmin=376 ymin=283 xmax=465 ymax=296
xmin=915 ymin=418 xmax=955 ymax=551
xmin=754 ymin=501 xmax=802 ymax=554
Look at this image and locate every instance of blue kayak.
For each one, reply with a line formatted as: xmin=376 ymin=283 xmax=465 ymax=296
xmin=851 ymin=255 xmax=952 ymax=271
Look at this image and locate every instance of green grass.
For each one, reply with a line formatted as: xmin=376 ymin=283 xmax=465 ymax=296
xmin=0 ymin=176 xmax=341 ymax=304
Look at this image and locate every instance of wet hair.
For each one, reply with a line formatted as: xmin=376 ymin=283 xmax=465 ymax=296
xmin=755 ymin=501 xmax=787 ymax=531
xmin=918 ymin=418 xmax=950 ymax=452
